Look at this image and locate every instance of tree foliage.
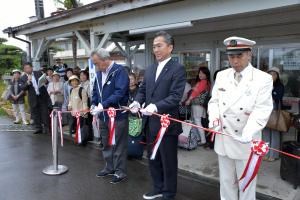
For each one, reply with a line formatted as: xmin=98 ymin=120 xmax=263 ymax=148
xmin=0 ymin=38 xmax=24 ymax=75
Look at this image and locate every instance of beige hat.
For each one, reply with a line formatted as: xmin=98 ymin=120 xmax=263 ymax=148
xmin=52 ymin=71 xmax=60 ymax=77
xmin=268 ymin=67 xmax=280 ymax=74
xmin=12 ymin=69 xmax=21 ymax=74
xmin=68 ymin=75 xmax=80 ymax=83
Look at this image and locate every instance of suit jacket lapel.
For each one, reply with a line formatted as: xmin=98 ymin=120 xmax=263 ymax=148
xmin=152 ymin=60 xmax=171 ymax=91
xmin=148 ymin=64 xmax=157 ymax=97
xmin=223 ymin=66 xmax=254 ymax=111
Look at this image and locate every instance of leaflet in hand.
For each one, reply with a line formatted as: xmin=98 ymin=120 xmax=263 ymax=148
xmin=38 ymin=73 xmax=47 ymax=88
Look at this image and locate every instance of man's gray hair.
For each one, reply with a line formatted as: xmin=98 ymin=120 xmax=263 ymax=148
xmin=91 ymin=48 xmax=111 ymax=60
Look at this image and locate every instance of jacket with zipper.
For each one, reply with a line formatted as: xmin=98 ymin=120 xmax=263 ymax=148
xmin=91 ymin=63 xmax=129 ymax=121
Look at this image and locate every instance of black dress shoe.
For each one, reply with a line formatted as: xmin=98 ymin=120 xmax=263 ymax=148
xmin=96 ymin=170 xmax=114 ymax=178
xmin=110 ymin=175 xmax=126 ymax=184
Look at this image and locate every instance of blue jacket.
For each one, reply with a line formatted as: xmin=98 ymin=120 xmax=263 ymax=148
xmin=92 ymin=63 xmax=129 ymax=121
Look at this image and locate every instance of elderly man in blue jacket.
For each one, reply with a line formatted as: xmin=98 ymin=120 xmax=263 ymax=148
xmin=90 ymin=48 xmax=129 ymax=184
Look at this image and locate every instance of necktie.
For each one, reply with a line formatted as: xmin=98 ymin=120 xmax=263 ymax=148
xmin=234 ymin=72 xmax=242 ymax=83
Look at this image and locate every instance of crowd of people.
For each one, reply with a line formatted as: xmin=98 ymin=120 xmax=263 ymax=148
xmin=5 ymin=31 xmax=286 ymax=200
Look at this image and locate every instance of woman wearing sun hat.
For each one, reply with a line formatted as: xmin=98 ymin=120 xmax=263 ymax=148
xmin=9 ymin=69 xmax=29 ymax=125
xmin=68 ymin=75 xmax=89 ymax=144
xmin=47 ymin=71 xmax=64 ymax=108
xmin=263 ymin=67 xmax=285 ymax=162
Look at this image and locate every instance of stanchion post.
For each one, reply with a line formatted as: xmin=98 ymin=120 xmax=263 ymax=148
xmin=43 ymin=108 xmax=68 ymax=175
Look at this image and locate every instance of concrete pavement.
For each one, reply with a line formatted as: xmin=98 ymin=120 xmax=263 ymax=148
xmin=0 ymin=116 xmax=219 ymax=200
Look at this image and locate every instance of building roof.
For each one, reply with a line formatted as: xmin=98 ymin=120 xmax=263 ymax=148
xmin=3 ymin=0 xmax=175 ymax=36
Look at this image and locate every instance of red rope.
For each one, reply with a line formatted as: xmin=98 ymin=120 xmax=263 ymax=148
xmin=121 ymin=106 xmax=300 ymax=160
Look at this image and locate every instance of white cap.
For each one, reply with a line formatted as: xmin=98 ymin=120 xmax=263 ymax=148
xmin=12 ymin=69 xmax=21 ymax=74
xmin=224 ymin=36 xmax=256 ymax=54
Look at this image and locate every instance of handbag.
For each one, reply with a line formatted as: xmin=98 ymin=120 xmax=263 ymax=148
xmin=1 ymin=85 xmax=12 ymax=100
xmin=179 ymin=104 xmax=191 ymax=119
xmin=191 ymin=90 xmax=210 ymax=106
xmin=129 ymin=116 xmax=142 ymax=137
xmin=266 ymin=109 xmax=291 ymax=132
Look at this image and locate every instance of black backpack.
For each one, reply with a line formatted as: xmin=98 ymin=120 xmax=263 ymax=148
xmin=70 ymin=87 xmax=83 ymax=100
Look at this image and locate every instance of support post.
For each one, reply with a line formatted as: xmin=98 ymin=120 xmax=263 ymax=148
xmin=43 ymin=109 xmax=68 ymax=175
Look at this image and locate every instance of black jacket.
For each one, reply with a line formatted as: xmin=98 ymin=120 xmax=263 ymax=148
xmin=20 ymin=71 xmax=50 ymax=108
xmin=135 ymin=59 xmax=186 ymax=137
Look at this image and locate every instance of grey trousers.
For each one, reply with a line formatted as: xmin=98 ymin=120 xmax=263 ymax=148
xmin=99 ymin=118 xmax=128 ymax=178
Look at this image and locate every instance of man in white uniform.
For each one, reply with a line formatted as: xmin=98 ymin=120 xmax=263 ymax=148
xmin=208 ymin=36 xmax=273 ymax=200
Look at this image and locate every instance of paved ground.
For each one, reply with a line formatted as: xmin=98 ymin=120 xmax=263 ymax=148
xmin=0 ymin=116 xmax=219 ymax=200
xmin=177 ymin=141 xmax=300 ymax=200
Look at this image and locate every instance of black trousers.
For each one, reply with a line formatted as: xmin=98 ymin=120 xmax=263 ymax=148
xmin=146 ymin=127 xmax=178 ymax=199
xmin=31 ymin=97 xmax=50 ymax=131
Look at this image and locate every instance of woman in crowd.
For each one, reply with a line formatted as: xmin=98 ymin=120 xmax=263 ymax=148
xmin=9 ymin=69 xmax=28 ymax=125
xmin=62 ymin=68 xmax=74 ymax=110
xmin=80 ymin=70 xmax=90 ymax=98
xmin=62 ymin=68 xmax=74 ymax=134
xmin=185 ymin=67 xmax=211 ymax=146
xmin=68 ymin=75 xmax=89 ymax=143
xmin=263 ymin=67 xmax=284 ymax=162
xmin=46 ymin=67 xmax=54 ymax=84
xmin=128 ymin=73 xmax=139 ymax=104
xmin=47 ymin=71 xmax=64 ymax=109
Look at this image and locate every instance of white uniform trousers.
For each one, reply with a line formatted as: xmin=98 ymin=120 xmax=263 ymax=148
xmin=218 ymin=155 xmax=257 ymax=200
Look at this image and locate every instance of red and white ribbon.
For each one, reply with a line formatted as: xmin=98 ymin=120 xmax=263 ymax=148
xmin=57 ymin=111 xmax=64 ymax=147
xmin=75 ymin=112 xmax=82 ymax=144
xmin=210 ymin=119 xmax=220 ymax=142
xmin=239 ymin=140 xmax=269 ymax=192
xmin=50 ymin=110 xmax=64 ymax=147
xmin=107 ymin=107 xmax=116 ymax=146
xmin=150 ymin=114 xmax=170 ymax=160
xmin=50 ymin=111 xmax=54 ymax=145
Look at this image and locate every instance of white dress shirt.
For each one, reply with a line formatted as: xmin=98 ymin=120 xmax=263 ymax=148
xmin=101 ymin=61 xmax=114 ymax=87
xmin=30 ymin=73 xmax=40 ymax=95
xmin=155 ymin=57 xmax=172 ymax=81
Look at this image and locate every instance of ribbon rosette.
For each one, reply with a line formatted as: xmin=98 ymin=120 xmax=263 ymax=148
xmin=57 ymin=111 xmax=64 ymax=146
xmin=107 ymin=107 xmax=116 ymax=146
xmin=150 ymin=114 xmax=170 ymax=160
xmin=75 ymin=112 xmax=82 ymax=144
xmin=239 ymin=140 xmax=269 ymax=192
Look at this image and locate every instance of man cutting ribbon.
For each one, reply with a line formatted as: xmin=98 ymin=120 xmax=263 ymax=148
xmin=208 ymin=36 xmax=273 ymax=200
xmin=90 ymin=48 xmax=129 ymax=184
xmin=129 ymin=31 xmax=185 ymax=200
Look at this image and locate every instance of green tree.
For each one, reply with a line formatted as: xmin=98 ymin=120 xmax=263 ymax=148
xmin=0 ymin=38 xmax=23 ymax=75
xmin=0 ymin=38 xmax=8 ymax=45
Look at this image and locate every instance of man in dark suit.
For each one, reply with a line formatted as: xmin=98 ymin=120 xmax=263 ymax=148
xmin=129 ymin=31 xmax=186 ymax=200
xmin=21 ymin=62 xmax=51 ymax=134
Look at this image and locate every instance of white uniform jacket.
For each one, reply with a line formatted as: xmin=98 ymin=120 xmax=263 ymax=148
xmin=208 ymin=64 xmax=273 ymax=160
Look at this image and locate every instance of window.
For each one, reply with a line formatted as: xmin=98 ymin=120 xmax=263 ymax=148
xmin=181 ymin=51 xmax=211 ymax=82
xmin=259 ymin=47 xmax=300 ymax=98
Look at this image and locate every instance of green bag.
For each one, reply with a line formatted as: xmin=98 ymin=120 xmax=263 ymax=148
xmin=129 ymin=116 xmax=142 ymax=137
